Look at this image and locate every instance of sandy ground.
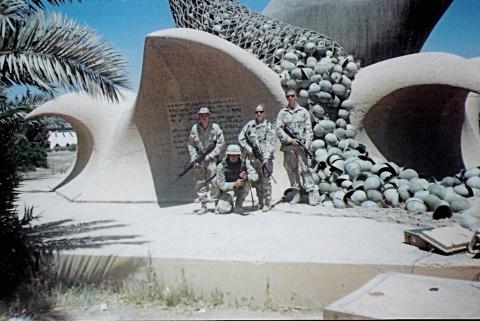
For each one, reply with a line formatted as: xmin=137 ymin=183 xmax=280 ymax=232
xmin=15 ymin=151 xmax=480 ymax=320
xmin=21 ymin=150 xmax=480 ymax=231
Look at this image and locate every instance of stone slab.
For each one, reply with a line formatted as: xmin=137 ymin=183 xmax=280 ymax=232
xmin=324 ymin=272 xmax=480 ymax=319
xmin=135 ymin=28 xmax=287 ymax=203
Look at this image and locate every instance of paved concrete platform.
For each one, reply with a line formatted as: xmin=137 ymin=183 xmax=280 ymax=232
xmin=324 ymin=272 xmax=480 ymax=319
xmin=18 ymin=176 xmax=480 ymax=310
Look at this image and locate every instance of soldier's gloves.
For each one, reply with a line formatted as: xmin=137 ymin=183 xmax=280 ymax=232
xmin=234 ymin=179 xmax=244 ymax=189
xmin=247 ymin=148 xmax=253 ymax=156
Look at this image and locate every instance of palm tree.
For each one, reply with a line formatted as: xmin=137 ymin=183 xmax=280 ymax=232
xmin=0 ymin=0 xmax=130 ymax=299
xmin=0 ymin=0 xmax=129 ymax=101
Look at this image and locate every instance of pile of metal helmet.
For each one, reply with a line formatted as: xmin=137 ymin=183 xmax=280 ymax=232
xmin=274 ymin=40 xmax=358 ymax=126
xmin=314 ymin=156 xmax=474 ymax=219
xmin=274 ymin=42 xmax=475 ymax=220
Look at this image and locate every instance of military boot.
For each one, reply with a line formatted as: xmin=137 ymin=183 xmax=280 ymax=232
xmin=289 ymin=188 xmax=301 ymax=205
xmin=308 ymin=190 xmax=318 ymax=206
xmin=234 ymin=199 xmax=248 ymax=215
xmin=257 ymin=197 xmax=264 ymax=210
xmin=262 ymin=198 xmax=271 ymax=212
xmin=197 ymin=203 xmax=208 ymax=215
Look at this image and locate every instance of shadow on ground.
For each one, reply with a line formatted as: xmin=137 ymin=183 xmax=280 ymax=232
xmin=1 ymin=219 xmax=148 ymax=321
xmin=28 ymin=218 xmax=148 ymax=251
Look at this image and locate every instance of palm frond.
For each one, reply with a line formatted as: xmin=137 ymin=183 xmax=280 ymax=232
xmin=0 ymin=12 xmax=129 ymax=102
xmin=0 ymin=0 xmax=81 ymax=36
xmin=29 ymin=0 xmax=78 ymax=10
xmin=0 ymin=89 xmax=51 ymax=125
xmin=11 ymin=89 xmax=52 ymax=108
xmin=0 ymin=0 xmax=30 ymax=37
xmin=0 ymin=87 xmax=8 ymax=103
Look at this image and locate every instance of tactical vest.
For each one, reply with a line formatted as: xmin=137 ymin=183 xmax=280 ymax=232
xmin=222 ymin=158 xmax=244 ymax=182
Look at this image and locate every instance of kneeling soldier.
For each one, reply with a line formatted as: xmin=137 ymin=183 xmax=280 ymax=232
xmin=215 ymin=144 xmax=258 ymax=215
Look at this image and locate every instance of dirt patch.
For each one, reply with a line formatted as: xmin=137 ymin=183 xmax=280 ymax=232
xmin=65 ymin=305 xmax=323 ymax=320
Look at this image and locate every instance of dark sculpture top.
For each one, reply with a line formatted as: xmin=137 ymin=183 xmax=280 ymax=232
xmin=262 ymin=0 xmax=453 ymax=67
xmin=169 ymin=0 xmax=346 ymax=68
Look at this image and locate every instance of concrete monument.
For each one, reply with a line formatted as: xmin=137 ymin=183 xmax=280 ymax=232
xmin=169 ymin=0 xmax=346 ymax=68
xmin=29 ymin=28 xmax=287 ymax=203
xmin=262 ymin=0 xmax=453 ymax=66
xmin=349 ymin=53 xmax=480 ymax=178
xmin=168 ymin=0 xmax=479 ymax=216
xmin=29 ymin=0 xmax=479 ymax=217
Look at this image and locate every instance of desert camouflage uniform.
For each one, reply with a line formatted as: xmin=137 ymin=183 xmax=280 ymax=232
xmin=275 ymin=104 xmax=315 ymax=192
xmin=238 ymin=119 xmax=276 ymax=207
xmin=187 ymin=122 xmax=225 ymax=205
xmin=215 ymin=158 xmax=258 ymax=214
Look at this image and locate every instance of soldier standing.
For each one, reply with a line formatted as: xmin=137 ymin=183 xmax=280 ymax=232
xmin=238 ymin=104 xmax=276 ymax=212
xmin=188 ymin=107 xmax=225 ymax=214
xmin=215 ymin=144 xmax=258 ymax=215
xmin=275 ymin=89 xmax=317 ymax=205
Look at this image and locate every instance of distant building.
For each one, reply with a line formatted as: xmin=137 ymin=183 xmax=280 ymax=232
xmin=47 ymin=130 xmax=77 ymax=150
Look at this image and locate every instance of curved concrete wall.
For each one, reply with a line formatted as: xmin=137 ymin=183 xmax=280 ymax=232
xmin=28 ymin=91 xmax=158 ymax=203
xmin=134 ymin=28 xmax=287 ymax=203
xmin=262 ymin=0 xmax=452 ymax=66
xmin=461 ymin=57 xmax=480 ymax=169
xmin=29 ymin=29 xmax=288 ymax=204
xmin=349 ymin=52 xmax=480 ymax=178
xmin=462 ymin=92 xmax=480 ymax=169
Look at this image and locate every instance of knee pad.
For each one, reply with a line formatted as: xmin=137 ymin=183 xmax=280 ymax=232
xmin=216 ymin=194 xmax=233 ymax=214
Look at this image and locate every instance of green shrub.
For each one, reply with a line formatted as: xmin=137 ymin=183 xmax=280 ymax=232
xmin=0 ymin=90 xmax=51 ymax=297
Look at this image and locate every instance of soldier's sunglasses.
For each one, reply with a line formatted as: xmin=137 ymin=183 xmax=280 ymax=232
xmin=255 ymin=111 xmax=264 ymax=114
xmin=286 ymin=95 xmax=295 ymax=98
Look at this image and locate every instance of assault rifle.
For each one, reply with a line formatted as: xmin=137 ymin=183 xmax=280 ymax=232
xmin=244 ymin=130 xmax=277 ymax=183
xmin=206 ymin=158 xmax=254 ymax=208
xmin=283 ymin=124 xmax=317 ymax=167
xmin=240 ymin=159 xmax=255 ymax=207
xmin=175 ymin=140 xmax=217 ymax=182
xmin=205 ymin=157 xmax=246 ymax=184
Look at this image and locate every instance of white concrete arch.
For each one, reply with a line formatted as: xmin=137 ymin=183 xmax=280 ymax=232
xmin=27 ymin=90 xmax=157 ymax=202
xmin=349 ymin=52 xmax=480 ymax=178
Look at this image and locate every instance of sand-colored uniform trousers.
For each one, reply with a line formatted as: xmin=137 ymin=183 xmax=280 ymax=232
xmin=187 ymin=122 xmax=225 ymax=205
xmin=215 ymin=158 xmax=258 ymax=214
xmin=275 ymin=104 xmax=315 ymax=192
xmin=238 ymin=119 xmax=276 ymax=205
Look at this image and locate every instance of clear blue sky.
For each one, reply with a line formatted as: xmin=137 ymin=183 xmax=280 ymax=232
xmin=52 ymin=0 xmax=480 ymax=91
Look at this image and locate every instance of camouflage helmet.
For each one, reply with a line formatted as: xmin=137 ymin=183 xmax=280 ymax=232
xmin=226 ymin=144 xmax=241 ymax=155
xmin=198 ymin=107 xmax=210 ymax=114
